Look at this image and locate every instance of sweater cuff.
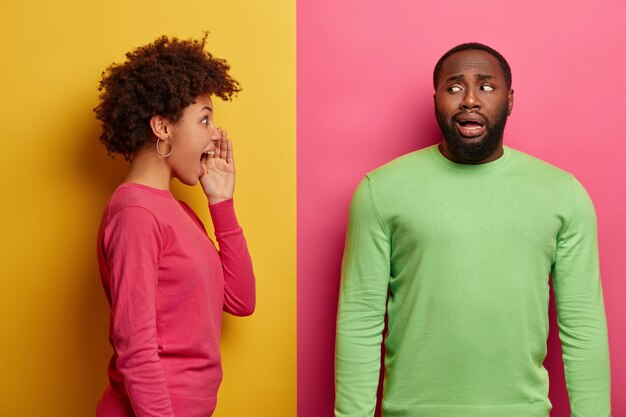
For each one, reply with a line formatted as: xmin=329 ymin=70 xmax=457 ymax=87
xmin=208 ymin=199 xmax=240 ymax=232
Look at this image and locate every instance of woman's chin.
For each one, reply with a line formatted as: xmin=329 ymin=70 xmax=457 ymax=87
xmin=175 ymin=175 xmax=199 ymax=187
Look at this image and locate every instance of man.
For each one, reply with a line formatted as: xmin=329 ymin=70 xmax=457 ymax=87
xmin=335 ymin=43 xmax=611 ymax=417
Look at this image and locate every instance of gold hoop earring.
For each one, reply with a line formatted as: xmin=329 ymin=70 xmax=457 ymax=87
xmin=156 ymin=137 xmax=172 ymax=158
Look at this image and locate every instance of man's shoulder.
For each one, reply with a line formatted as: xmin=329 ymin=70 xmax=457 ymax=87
xmin=508 ymin=147 xmax=574 ymax=182
xmin=366 ymin=145 xmax=437 ymax=182
xmin=507 ymin=147 xmax=594 ymax=209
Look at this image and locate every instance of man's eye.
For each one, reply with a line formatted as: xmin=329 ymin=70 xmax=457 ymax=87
xmin=448 ymin=86 xmax=462 ymax=93
xmin=481 ymin=85 xmax=494 ymax=91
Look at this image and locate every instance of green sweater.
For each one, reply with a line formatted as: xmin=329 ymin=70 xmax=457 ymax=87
xmin=335 ymin=145 xmax=611 ymax=417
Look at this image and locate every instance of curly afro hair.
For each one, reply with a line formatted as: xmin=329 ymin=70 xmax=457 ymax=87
xmin=94 ymin=34 xmax=241 ymax=161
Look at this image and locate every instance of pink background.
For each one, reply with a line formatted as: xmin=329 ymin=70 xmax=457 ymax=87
xmin=297 ymin=1 xmax=626 ymax=416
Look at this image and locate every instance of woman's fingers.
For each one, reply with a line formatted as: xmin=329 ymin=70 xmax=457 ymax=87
xmin=227 ymin=139 xmax=234 ymax=165
xmin=211 ymin=128 xmax=221 ymax=159
xmin=220 ymin=130 xmax=228 ymax=159
xmin=211 ymin=128 xmax=234 ymax=166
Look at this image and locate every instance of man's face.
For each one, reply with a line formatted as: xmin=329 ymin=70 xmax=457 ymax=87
xmin=434 ymin=49 xmax=514 ymax=163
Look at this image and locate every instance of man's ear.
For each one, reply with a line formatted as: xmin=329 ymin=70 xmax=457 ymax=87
xmin=149 ymin=115 xmax=170 ymax=140
xmin=507 ymin=89 xmax=514 ymax=116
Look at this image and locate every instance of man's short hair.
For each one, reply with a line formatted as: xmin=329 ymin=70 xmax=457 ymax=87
xmin=433 ymin=43 xmax=512 ymax=91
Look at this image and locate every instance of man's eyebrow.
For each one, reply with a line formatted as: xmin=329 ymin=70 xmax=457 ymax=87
xmin=445 ymin=74 xmax=464 ymax=83
xmin=444 ymin=74 xmax=497 ymax=83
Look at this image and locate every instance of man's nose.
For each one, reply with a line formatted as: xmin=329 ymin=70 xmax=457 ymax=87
xmin=461 ymin=89 xmax=481 ymax=110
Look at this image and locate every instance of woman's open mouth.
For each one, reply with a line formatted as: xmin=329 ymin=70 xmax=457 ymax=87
xmin=200 ymin=150 xmax=214 ymax=164
xmin=200 ymin=150 xmax=215 ymax=175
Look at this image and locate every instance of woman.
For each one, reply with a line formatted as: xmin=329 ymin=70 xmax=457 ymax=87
xmin=93 ymin=35 xmax=256 ymax=417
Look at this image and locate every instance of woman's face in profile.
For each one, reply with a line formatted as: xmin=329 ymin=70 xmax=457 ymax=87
xmin=166 ymin=94 xmax=220 ymax=185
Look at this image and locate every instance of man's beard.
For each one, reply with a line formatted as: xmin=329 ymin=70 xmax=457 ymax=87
xmin=435 ymin=105 xmax=509 ymax=163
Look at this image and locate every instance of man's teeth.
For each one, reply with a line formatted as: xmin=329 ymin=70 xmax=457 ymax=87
xmin=459 ymin=121 xmax=483 ymax=126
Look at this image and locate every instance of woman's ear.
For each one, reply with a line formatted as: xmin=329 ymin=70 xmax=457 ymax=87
xmin=149 ymin=115 xmax=170 ymax=140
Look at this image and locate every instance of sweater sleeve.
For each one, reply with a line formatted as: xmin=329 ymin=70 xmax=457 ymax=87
xmin=104 ymin=207 xmax=175 ymax=417
xmin=209 ymin=199 xmax=256 ymax=316
xmin=552 ymin=176 xmax=611 ymax=417
xmin=335 ymin=177 xmax=390 ymax=417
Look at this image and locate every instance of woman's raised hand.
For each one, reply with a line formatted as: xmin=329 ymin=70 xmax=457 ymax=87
xmin=200 ymin=128 xmax=235 ymax=204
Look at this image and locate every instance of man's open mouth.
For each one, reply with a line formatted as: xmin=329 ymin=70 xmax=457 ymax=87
xmin=455 ymin=115 xmax=486 ymax=138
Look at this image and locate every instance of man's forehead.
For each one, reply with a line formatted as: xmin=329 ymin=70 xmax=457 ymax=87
xmin=440 ymin=50 xmax=502 ymax=77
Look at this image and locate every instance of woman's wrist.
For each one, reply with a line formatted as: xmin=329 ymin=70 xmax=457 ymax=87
xmin=208 ymin=198 xmax=239 ymax=232
xmin=207 ymin=194 xmax=233 ymax=205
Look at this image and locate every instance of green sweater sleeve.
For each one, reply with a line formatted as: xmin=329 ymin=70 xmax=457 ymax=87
xmin=552 ymin=175 xmax=611 ymax=417
xmin=335 ymin=177 xmax=390 ymax=417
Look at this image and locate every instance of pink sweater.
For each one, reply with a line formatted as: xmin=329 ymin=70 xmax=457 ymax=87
xmin=95 ymin=183 xmax=255 ymax=417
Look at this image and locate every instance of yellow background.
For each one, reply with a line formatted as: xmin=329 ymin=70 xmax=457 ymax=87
xmin=0 ymin=1 xmax=295 ymax=416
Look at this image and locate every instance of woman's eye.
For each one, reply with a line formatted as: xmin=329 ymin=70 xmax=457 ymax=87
xmin=448 ymin=86 xmax=462 ymax=93
xmin=201 ymin=117 xmax=209 ymax=125
xmin=481 ymin=85 xmax=494 ymax=91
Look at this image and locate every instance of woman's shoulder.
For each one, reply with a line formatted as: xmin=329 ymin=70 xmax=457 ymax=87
xmin=104 ymin=182 xmax=175 ymax=221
